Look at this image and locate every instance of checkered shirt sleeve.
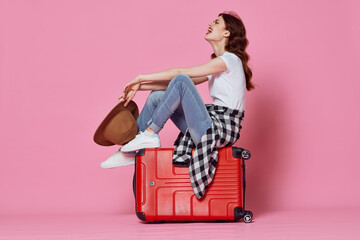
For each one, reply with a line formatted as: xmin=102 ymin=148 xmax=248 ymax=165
xmin=172 ymin=104 xmax=244 ymax=199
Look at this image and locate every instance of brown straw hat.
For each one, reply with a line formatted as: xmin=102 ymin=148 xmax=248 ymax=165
xmin=93 ymin=100 xmax=139 ymax=146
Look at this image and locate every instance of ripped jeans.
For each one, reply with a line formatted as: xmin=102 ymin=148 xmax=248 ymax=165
xmin=136 ymin=74 xmax=212 ymax=145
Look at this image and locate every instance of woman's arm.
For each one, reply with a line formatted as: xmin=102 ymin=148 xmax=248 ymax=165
xmin=191 ymin=76 xmax=209 ymax=85
xmin=121 ymin=57 xmax=225 ymax=106
xmin=138 ymin=81 xmax=169 ymax=91
xmin=176 ymin=57 xmax=227 ymax=78
xmin=138 ymin=76 xmax=208 ymax=91
xmin=138 ymin=57 xmax=227 ymax=83
xmin=120 ymin=76 xmax=210 ymax=106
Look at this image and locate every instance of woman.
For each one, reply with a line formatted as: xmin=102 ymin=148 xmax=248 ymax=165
xmin=101 ymin=11 xmax=255 ymax=173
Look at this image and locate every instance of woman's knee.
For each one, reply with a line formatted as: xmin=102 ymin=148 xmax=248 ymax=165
xmin=170 ymin=74 xmax=193 ymax=86
xmin=145 ymin=90 xmax=165 ymax=106
xmin=172 ymin=73 xmax=192 ymax=82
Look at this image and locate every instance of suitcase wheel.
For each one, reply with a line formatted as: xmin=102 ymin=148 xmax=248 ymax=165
xmin=241 ymin=150 xmax=251 ymax=160
xmin=243 ymin=211 xmax=253 ymax=223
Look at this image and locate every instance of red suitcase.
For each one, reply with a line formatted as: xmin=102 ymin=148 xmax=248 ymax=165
xmin=132 ymin=146 xmax=253 ymax=223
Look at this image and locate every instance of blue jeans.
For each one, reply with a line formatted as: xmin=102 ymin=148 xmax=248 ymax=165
xmin=136 ymin=90 xmax=188 ymax=134
xmin=136 ymin=74 xmax=212 ymax=145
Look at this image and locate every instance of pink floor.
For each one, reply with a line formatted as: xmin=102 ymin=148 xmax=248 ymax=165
xmin=1 ymin=207 xmax=359 ymax=240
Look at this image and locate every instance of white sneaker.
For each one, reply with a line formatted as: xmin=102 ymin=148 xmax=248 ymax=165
xmin=100 ymin=148 xmax=136 ymax=168
xmin=121 ymin=131 xmax=160 ymax=152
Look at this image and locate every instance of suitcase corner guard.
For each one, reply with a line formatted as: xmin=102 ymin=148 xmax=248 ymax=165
xmin=234 ymin=207 xmax=253 ymax=223
xmin=136 ymin=212 xmax=145 ymax=221
xmin=234 ymin=207 xmax=243 ymax=221
xmin=136 ymin=148 xmax=145 ymax=157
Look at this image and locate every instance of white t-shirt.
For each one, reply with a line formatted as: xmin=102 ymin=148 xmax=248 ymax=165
xmin=207 ymin=51 xmax=246 ymax=112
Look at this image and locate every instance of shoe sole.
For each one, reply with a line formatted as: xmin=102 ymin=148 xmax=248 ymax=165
xmin=100 ymin=161 xmax=135 ymax=168
xmin=121 ymin=143 xmax=161 ymax=152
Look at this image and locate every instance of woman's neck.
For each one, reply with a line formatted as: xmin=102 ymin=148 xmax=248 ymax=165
xmin=211 ymin=44 xmax=226 ymax=57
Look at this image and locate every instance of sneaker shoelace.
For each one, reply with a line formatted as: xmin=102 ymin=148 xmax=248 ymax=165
xmin=135 ymin=131 xmax=145 ymax=138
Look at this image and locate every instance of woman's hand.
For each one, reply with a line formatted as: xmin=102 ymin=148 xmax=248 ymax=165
xmin=124 ymin=75 xmax=141 ymax=93
xmin=118 ymin=89 xmax=135 ymax=107
xmin=118 ymin=76 xmax=141 ymax=107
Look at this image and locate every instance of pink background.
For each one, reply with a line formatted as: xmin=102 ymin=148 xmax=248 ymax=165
xmin=0 ymin=0 xmax=359 ymax=216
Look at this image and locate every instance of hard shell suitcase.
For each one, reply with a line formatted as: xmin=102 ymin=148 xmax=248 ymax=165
xmin=133 ymin=146 xmax=253 ymax=223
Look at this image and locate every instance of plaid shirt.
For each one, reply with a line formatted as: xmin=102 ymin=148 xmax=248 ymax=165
xmin=172 ymin=104 xmax=244 ymax=199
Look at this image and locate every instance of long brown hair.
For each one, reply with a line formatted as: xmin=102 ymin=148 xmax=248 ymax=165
xmin=211 ymin=11 xmax=255 ymax=91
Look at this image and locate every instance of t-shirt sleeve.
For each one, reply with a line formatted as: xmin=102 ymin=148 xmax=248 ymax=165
xmin=207 ymin=74 xmax=212 ymax=81
xmin=219 ymin=53 xmax=234 ymax=73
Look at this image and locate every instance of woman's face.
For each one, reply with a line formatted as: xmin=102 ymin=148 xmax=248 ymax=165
xmin=205 ymin=15 xmax=229 ymax=41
